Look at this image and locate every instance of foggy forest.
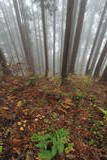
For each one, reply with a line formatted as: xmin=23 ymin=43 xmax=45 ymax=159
xmin=0 ymin=0 xmax=107 ymax=159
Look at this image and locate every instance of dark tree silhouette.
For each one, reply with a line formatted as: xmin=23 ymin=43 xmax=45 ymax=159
xmin=61 ymin=0 xmax=75 ymax=79
xmin=0 ymin=49 xmax=11 ymax=75
xmin=69 ymin=0 xmax=88 ymax=73
xmin=94 ymin=41 xmax=107 ymax=77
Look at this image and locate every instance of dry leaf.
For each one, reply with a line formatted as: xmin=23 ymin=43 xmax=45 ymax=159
xmin=17 ymin=122 xmax=22 ymax=126
xmin=16 ymin=101 xmax=23 ymax=107
xmin=61 ymin=103 xmax=70 ymax=109
xmin=20 ymin=127 xmax=24 ymax=131
xmin=57 ymin=107 xmax=67 ymax=114
xmin=64 ymin=98 xmax=72 ymax=105
xmin=12 ymin=138 xmax=21 ymax=145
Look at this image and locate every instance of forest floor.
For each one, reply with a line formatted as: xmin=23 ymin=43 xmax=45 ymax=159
xmin=0 ymin=75 xmax=107 ymax=160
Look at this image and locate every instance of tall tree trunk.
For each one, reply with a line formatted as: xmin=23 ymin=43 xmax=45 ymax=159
xmin=94 ymin=41 xmax=107 ymax=77
xmin=31 ymin=1 xmax=41 ymax=73
xmin=0 ymin=2 xmax=24 ymax=76
xmin=69 ymin=0 xmax=87 ymax=73
xmin=80 ymin=9 xmax=95 ymax=73
xmin=67 ymin=0 xmax=79 ymax=73
xmin=40 ymin=0 xmax=49 ymax=77
xmin=86 ymin=0 xmax=107 ymax=74
xmin=37 ymin=10 xmax=45 ymax=73
xmin=8 ymin=0 xmax=25 ymax=62
xmin=18 ymin=0 xmax=35 ymax=74
xmin=13 ymin=0 xmax=35 ymax=74
xmin=61 ymin=0 xmax=75 ymax=79
xmin=60 ymin=0 xmax=65 ymax=72
xmin=8 ymin=0 xmax=28 ymax=75
xmin=53 ymin=0 xmax=56 ymax=76
xmin=88 ymin=8 xmax=107 ymax=75
xmin=101 ymin=65 xmax=107 ymax=81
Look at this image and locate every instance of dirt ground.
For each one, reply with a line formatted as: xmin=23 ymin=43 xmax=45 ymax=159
xmin=0 ymin=75 xmax=107 ymax=160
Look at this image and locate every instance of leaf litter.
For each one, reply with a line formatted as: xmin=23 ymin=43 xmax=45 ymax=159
xmin=0 ymin=76 xmax=107 ymax=160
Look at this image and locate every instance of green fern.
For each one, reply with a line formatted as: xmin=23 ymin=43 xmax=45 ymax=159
xmin=38 ymin=151 xmax=54 ymax=160
xmin=31 ymin=128 xmax=73 ymax=160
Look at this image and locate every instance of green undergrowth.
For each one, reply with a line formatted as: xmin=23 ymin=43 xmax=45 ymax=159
xmin=31 ymin=128 xmax=74 ymax=160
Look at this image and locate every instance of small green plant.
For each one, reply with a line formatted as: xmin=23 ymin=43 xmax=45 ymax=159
xmin=10 ymin=87 xmax=18 ymax=92
xmin=89 ymin=120 xmax=104 ymax=146
xmin=92 ymin=120 xmax=103 ymax=137
xmin=88 ymin=139 xmax=96 ymax=145
xmin=31 ymin=128 xmax=74 ymax=160
xmin=73 ymin=91 xmax=85 ymax=100
xmin=89 ymin=95 xmax=97 ymax=102
xmin=65 ymin=143 xmax=74 ymax=154
xmin=25 ymin=76 xmax=37 ymax=86
xmin=87 ymin=120 xmax=104 ymax=146
xmin=99 ymin=108 xmax=107 ymax=119
xmin=0 ymin=146 xmax=3 ymax=153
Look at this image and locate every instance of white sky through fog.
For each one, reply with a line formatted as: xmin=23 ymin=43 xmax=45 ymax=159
xmin=26 ymin=0 xmax=31 ymax=6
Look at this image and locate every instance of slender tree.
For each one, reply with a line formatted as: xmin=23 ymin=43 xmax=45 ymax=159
xmin=40 ymin=0 xmax=49 ymax=77
xmin=13 ymin=0 xmax=35 ymax=74
xmin=60 ymin=0 xmax=64 ymax=72
xmin=8 ymin=0 xmax=28 ymax=75
xmin=94 ymin=41 xmax=107 ymax=77
xmin=69 ymin=0 xmax=88 ymax=73
xmin=8 ymin=0 xmax=26 ymax=61
xmin=0 ymin=2 xmax=24 ymax=76
xmin=61 ymin=0 xmax=75 ymax=78
xmin=37 ymin=9 xmax=45 ymax=72
xmin=88 ymin=10 xmax=107 ymax=74
xmin=53 ymin=0 xmax=56 ymax=76
xmin=67 ymin=0 xmax=79 ymax=73
xmin=31 ymin=0 xmax=41 ymax=73
xmin=86 ymin=0 xmax=107 ymax=74
xmin=101 ymin=65 xmax=107 ymax=81
xmin=80 ymin=9 xmax=95 ymax=73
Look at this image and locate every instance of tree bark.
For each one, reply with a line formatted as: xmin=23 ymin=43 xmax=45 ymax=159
xmin=60 ymin=0 xmax=65 ymax=72
xmin=101 ymin=66 xmax=107 ymax=81
xmin=86 ymin=0 xmax=107 ymax=74
xmin=13 ymin=0 xmax=35 ymax=74
xmin=94 ymin=41 xmax=107 ymax=77
xmin=69 ymin=0 xmax=87 ymax=73
xmin=31 ymin=1 xmax=41 ymax=73
xmin=80 ymin=9 xmax=95 ymax=73
xmin=88 ymin=9 xmax=107 ymax=75
xmin=40 ymin=0 xmax=49 ymax=77
xmin=53 ymin=0 xmax=56 ymax=76
xmin=0 ymin=2 xmax=24 ymax=76
xmin=37 ymin=10 xmax=45 ymax=73
xmin=61 ymin=0 xmax=75 ymax=79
